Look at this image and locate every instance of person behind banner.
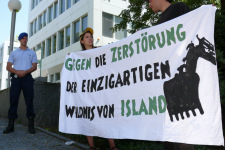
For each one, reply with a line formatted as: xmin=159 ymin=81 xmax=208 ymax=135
xmin=3 ymin=32 xmax=37 ymax=134
xmin=144 ymin=0 xmax=194 ymax=150
xmin=75 ymin=27 xmax=119 ymax=150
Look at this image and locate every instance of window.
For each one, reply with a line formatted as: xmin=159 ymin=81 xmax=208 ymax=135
xmin=0 ymin=48 xmax=3 ymax=57
xmin=102 ymin=12 xmax=127 ymax=39
xmin=47 ymin=38 xmax=51 ymax=56
xmin=66 ymin=26 xmax=70 ymax=47
xmin=0 ymin=48 xmax=1 ymax=57
xmin=6 ymin=79 xmax=8 ymax=88
xmin=74 ymin=0 xmax=80 ymax=3
xmin=31 ymin=0 xmax=38 ymax=9
xmin=37 ymin=44 xmax=41 ymax=51
xmin=115 ymin=16 xmax=127 ymax=40
xmin=73 ymin=20 xmax=80 ymax=43
xmin=30 ymin=22 xmax=34 ymax=36
xmin=55 ymin=73 xmax=60 ymax=81
xmin=60 ymin=0 xmax=65 ymax=14
xmin=50 ymin=75 xmax=54 ymax=82
xmin=0 ymin=63 xmax=2 ymax=72
xmin=54 ymin=1 xmax=58 ymax=19
xmin=34 ymin=19 xmax=37 ymax=33
xmin=82 ymin=16 xmax=88 ymax=32
xmin=38 ymin=14 xmax=43 ymax=30
xmin=36 ymin=0 xmax=39 ymax=6
xmin=44 ymin=11 xmax=47 ymax=27
xmin=32 ymin=0 xmax=35 ymax=9
xmin=42 ymin=41 xmax=45 ymax=58
xmin=59 ymin=30 xmax=64 ymax=50
xmin=102 ymin=12 xmax=113 ymax=38
xmin=67 ymin=0 xmax=71 ymax=9
xmin=53 ymin=35 xmax=57 ymax=53
xmin=8 ymin=46 xmax=10 ymax=55
xmin=49 ymin=5 xmax=53 ymax=23
xmin=33 ymin=21 xmax=35 ymax=34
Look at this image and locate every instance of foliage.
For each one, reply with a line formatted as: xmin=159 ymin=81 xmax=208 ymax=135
xmin=113 ymin=0 xmax=221 ymax=33
xmin=215 ymin=8 xmax=225 ymax=108
xmin=112 ymin=0 xmax=157 ymax=34
xmin=222 ymin=0 xmax=225 ymax=12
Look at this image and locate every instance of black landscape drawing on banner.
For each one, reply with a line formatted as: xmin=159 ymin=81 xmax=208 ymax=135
xmin=163 ymin=35 xmax=217 ymax=122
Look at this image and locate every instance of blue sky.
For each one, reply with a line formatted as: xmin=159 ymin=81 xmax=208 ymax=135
xmin=0 ymin=0 xmax=29 ymax=44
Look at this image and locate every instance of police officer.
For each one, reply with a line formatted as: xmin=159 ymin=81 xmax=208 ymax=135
xmin=3 ymin=32 xmax=37 ymax=134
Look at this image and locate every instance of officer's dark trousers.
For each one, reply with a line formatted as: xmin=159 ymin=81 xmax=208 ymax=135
xmin=8 ymin=74 xmax=35 ymax=119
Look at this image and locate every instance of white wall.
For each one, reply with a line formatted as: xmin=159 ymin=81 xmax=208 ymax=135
xmin=28 ymin=0 xmax=130 ymax=81
xmin=0 ymin=41 xmax=20 ymax=90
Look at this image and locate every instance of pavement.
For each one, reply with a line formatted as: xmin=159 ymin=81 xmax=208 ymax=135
xmin=0 ymin=117 xmax=89 ymax=150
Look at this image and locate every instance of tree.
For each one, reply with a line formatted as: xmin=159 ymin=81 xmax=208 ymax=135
xmin=112 ymin=0 xmax=157 ymax=34
xmin=113 ymin=0 xmax=221 ymax=33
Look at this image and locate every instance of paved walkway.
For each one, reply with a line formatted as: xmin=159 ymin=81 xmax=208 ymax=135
xmin=0 ymin=117 xmax=88 ymax=150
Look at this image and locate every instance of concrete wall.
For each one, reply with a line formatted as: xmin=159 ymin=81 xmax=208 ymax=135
xmin=0 ymin=81 xmax=60 ymax=128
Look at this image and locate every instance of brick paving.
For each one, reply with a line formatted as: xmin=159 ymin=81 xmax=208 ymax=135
xmin=0 ymin=117 xmax=88 ymax=150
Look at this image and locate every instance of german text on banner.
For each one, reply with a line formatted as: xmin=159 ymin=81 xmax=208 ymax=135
xmin=59 ymin=5 xmax=224 ymax=146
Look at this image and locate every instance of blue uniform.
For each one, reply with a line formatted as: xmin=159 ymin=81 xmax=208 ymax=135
xmin=8 ymin=48 xmax=37 ymax=70
xmin=7 ymin=47 xmax=37 ymax=119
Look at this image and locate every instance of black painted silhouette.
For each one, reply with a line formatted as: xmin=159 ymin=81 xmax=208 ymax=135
xmin=163 ymin=35 xmax=216 ymax=122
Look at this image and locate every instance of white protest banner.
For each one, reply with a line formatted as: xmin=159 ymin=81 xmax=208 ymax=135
xmin=59 ymin=5 xmax=224 ymax=145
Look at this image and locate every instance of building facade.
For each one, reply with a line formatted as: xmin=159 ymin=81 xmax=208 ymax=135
xmin=28 ymin=0 xmax=130 ymax=82
xmin=0 ymin=41 xmax=20 ymax=90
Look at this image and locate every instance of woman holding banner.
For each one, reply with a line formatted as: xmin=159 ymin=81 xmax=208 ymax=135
xmin=79 ymin=27 xmax=119 ymax=150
